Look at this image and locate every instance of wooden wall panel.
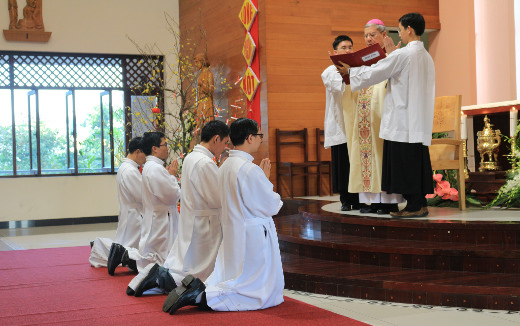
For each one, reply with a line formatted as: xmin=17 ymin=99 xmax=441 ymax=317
xmin=180 ymin=0 xmax=439 ymax=197
xmin=265 ymin=0 xmax=439 ymax=196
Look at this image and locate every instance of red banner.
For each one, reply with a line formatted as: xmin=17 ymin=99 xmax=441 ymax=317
xmin=239 ymin=0 xmax=260 ymax=128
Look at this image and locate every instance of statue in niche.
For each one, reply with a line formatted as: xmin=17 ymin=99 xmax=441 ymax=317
xmin=191 ymin=53 xmax=215 ymax=146
xmin=195 ymin=52 xmax=215 ymax=124
xmin=16 ymin=0 xmax=44 ymax=31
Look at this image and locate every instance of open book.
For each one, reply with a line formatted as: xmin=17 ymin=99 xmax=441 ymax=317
xmin=329 ymin=43 xmax=386 ymax=84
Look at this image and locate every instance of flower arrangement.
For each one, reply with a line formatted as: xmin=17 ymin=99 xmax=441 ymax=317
xmin=426 ymin=173 xmax=459 ymax=205
xmin=125 ymin=13 xmax=247 ymax=166
xmin=486 ymin=123 xmax=520 ymax=208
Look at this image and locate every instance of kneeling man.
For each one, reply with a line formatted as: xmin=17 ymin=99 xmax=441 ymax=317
xmin=163 ymin=118 xmax=284 ymax=314
xmin=127 ymin=120 xmax=230 ymax=296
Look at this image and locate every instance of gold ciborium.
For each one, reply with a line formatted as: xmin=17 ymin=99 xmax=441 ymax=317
xmin=476 ymin=115 xmax=501 ymax=171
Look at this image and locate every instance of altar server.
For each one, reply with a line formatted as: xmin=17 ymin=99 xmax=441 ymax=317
xmin=107 ymin=131 xmax=181 ymax=274
xmin=127 ymin=121 xmax=230 ymax=297
xmin=321 ymin=34 xmax=360 ymax=211
xmin=89 ymin=137 xmax=146 ymax=269
xmin=342 ymin=19 xmax=404 ymax=215
xmin=163 ymin=118 xmax=284 ymax=314
xmin=337 ymin=12 xmax=435 ymax=218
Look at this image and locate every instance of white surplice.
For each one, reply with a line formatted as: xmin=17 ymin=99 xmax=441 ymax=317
xmin=137 ymin=155 xmax=181 ymax=270
xmin=349 ymin=40 xmax=435 ymax=146
xmin=163 ymin=145 xmax=222 ymax=284
xmin=321 ymin=65 xmax=347 ymax=148
xmin=205 ymin=150 xmax=284 ymax=311
xmin=89 ymin=158 xmax=143 ymax=267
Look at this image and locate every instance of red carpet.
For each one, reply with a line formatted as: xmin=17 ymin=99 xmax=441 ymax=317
xmin=0 ymin=246 xmax=371 ymax=325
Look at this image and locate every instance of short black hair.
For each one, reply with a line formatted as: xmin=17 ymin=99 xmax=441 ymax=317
xmin=200 ymin=120 xmax=230 ymax=143
xmin=332 ymin=35 xmax=353 ymax=50
xmin=229 ymin=118 xmax=258 ymax=146
xmin=141 ymin=131 xmax=165 ymax=155
xmin=399 ymin=12 xmax=425 ymax=36
xmin=128 ymin=137 xmax=142 ymax=154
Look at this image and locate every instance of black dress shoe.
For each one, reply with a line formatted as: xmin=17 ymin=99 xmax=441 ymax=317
xmin=157 ymin=266 xmax=177 ymax=293
xmin=168 ymin=278 xmax=206 ymax=314
xmin=107 ymin=243 xmax=126 ymax=276
xmin=163 ymin=275 xmax=194 ymax=312
xmin=360 ymin=206 xmax=377 ymax=214
xmin=134 ymin=264 xmax=176 ymax=297
xmin=126 ymin=287 xmax=135 ymax=296
xmin=120 ymin=250 xmax=138 ymax=272
xmin=340 ymin=204 xmax=351 ymax=211
xmin=377 ymin=204 xmax=399 ymax=215
xmin=134 ymin=263 xmax=160 ymax=297
xmin=351 ymin=203 xmax=365 ymax=210
xmin=163 ymin=275 xmax=205 ymax=314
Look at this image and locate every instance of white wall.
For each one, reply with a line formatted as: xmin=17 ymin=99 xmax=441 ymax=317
xmin=0 ymin=0 xmax=179 ymax=221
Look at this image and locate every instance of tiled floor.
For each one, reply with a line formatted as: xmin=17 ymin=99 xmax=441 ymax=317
xmin=1 ymin=198 xmax=520 ymax=326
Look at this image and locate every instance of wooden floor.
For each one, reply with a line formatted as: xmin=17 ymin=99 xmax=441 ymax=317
xmin=274 ymin=199 xmax=520 ymax=311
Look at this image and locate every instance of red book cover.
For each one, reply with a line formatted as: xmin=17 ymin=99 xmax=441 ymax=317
xmin=330 ymin=43 xmax=386 ymax=84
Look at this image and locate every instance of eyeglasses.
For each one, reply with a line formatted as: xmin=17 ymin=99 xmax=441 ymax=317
xmin=252 ymin=133 xmax=264 ymax=139
xmin=157 ymin=143 xmax=168 ymax=147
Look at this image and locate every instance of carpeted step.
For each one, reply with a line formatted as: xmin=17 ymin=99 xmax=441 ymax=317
xmin=281 ymin=252 xmax=520 ymax=311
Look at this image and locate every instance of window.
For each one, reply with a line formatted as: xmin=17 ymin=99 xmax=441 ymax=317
xmin=0 ymin=52 xmax=163 ymax=177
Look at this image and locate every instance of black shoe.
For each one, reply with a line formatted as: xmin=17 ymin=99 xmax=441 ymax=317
xmin=198 ymin=292 xmax=213 ymax=311
xmin=120 ymin=250 xmax=138 ymax=272
xmin=157 ymin=266 xmax=177 ymax=293
xmin=340 ymin=204 xmax=351 ymax=211
xmin=134 ymin=263 xmax=160 ymax=297
xmin=351 ymin=203 xmax=364 ymax=211
xmin=376 ymin=203 xmax=399 ymax=215
xmin=126 ymin=287 xmax=135 ymax=296
xmin=107 ymin=243 xmax=126 ymax=276
xmin=163 ymin=275 xmax=204 ymax=314
xmin=168 ymin=278 xmax=205 ymax=315
xmin=360 ymin=205 xmax=377 ymax=214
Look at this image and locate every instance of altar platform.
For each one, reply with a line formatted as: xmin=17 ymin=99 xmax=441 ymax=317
xmin=275 ymin=197 xmax=520 ymax=311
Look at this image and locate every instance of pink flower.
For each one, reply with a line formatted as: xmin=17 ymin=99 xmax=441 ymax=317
xmin=425 ymin=174 xmax=460 ymax=202
xmin=441 ymin=188 xmax=459 ymax=201
xmin=433 ymin=174 xmax=443 ymax=183
xmin=435 ymin=180 xmax=451 ymax=197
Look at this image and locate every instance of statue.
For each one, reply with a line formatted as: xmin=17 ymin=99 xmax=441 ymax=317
xmin=8 ymin=0 xmax=17 ymax=30
xmin=476 ymin=115 xmax=502 ymax=171
xmin=191 ymin=53 xmax=215 ymax=145
xmin=4 ymin=0 xmax=51 ymax=42
xmin=16 ymin=0 xmax=44 ymax=31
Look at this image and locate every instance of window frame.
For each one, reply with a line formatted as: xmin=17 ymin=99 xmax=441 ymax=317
xmin=0 ymin=51 xmax=164 ymax=178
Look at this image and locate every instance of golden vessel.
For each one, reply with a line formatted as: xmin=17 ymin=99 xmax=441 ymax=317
xmin=476 ymin=115 xmax=501 ymax=171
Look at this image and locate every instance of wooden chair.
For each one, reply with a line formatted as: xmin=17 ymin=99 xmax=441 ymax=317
xmin=315 ymin=128 xmax=334 ymax=196
xmin=275 ymin=128 xmax=321 ymax=198
xmin=429 ymin=95 xmax=466 ymax=210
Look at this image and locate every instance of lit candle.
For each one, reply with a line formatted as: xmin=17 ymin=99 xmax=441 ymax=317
xmin=511 ymin=107 xmax=518 ymax=137
xmin=461 ymin=111 xmax=467 ymax=140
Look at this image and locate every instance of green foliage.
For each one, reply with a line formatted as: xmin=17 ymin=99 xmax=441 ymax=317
xmin=0 ymin=123 xmax=67 ymax=174
xmin=0 ymin=105 xmax=125 ymax=175
xmin=486 ymin=124 xmax=520 ymax=208
xmin=78 ymin=105 xmax=125 ymax=172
